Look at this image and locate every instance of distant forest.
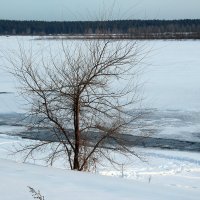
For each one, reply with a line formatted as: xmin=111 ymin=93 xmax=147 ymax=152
xmin=0 ymin=19 xmax=200 ymax=39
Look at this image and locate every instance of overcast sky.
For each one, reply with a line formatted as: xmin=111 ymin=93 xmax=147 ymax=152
xmin=0 ymin=0 xmax=199 ymax=21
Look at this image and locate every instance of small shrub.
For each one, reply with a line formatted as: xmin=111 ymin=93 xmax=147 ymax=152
xmin=28 ymin=186 xmax=45 ymax=200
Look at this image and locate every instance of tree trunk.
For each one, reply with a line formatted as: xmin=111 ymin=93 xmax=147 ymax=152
xmin=73 ymin=98 xmax=80 ymax=170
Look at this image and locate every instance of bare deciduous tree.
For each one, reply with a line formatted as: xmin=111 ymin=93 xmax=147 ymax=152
xmin=7 ymin=38 xmax=146 ymax=171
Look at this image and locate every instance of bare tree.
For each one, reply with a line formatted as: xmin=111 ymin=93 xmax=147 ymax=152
xmin=7 ymin=38 xmax=145 ymax=171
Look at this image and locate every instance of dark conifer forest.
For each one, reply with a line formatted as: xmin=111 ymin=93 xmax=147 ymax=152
xmin=0 ymin=19 xmax=200 ymax=39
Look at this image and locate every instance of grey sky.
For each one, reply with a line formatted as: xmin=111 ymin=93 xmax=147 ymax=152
xmin=0 ymin=0 xmax=199 ymax=21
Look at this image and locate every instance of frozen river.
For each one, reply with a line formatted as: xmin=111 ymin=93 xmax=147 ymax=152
xmin=0 ymin=36 xmax=200 ymax=143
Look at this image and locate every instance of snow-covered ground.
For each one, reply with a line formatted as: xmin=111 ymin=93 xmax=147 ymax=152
xmin=0 ymin=36 xmax=200 ymax=199
xmin=1 ymin=159 xmax=199 ymax=200
xmin=0 ymin=158 xmax=199 ymax=200
xmin=0 ymin=134 xmax=199 ymax=200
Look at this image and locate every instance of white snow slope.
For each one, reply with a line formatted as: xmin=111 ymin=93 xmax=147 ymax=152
xmin=1 ymin=158 xmax=199 ymax=200
xmin=0 ymin=134 xmax=200 ymax=200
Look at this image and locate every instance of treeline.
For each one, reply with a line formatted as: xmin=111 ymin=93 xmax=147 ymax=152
xmin=0 ymin=19 xmax=200 ymax=39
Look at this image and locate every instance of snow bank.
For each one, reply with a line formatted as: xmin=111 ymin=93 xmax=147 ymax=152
xmin=0 ymin=158 xmax=199 ymax=200
xmin=0 ymin=134 xmax=199 ymax=200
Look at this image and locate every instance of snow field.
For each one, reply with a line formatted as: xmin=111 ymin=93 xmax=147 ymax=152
xmin=0 ymin=134 xmax=199 ymax=199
